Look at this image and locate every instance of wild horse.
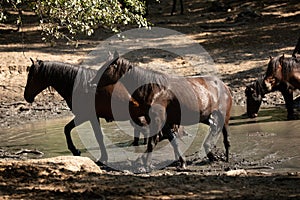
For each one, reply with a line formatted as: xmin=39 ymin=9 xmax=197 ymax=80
xmin=24 ymin=58 xmax=147 ymax=164
xmin=245 ymin=55 xmax=299 ymax=119
xmin=91 ymin=53 xmax=232 ymax=168
xmin=245 ymin=75 xmax=293 ymax=118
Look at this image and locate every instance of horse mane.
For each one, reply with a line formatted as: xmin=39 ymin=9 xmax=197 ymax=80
xmin=36 ymin=60 xmax=96 ymax=90
xmin=127 ymin=63 xmax=171 ymax=89
xmin=279 ymin=56 xmax=300 ymax=80
xmin=37 ymin=60 xmax=79 ymax=84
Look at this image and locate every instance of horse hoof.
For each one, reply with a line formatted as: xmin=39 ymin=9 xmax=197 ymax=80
xmin=287 ymin=114 xmax=298 ymax=120
xmin=132 ymin=142 xmax=139 ymax=146
xmin=181 ymin=162 xmax=186 ymax=169
xmin=95 ymin=160 xmax=105 ymax=166
xmin=176 ymin=163 xmax=186 ymax=170
xmin=95 ymin=160 xmax=108 ymax=167
xmin=98 ymin=155 xmax=108 ymax=165
xmin=72 ymin=149 xmax=81 ymax=156
xmin=207 ymin=152 xmax=217 ymax=162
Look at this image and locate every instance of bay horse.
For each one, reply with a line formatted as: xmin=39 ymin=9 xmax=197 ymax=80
xmin=91 ymin=53 xmax=232 ymax=168
xmin=24 ymin=58 xmax=147 ymax=164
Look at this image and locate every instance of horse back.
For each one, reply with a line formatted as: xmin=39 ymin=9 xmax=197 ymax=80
xmin=187 ymin=76 xmax=232 ymax=123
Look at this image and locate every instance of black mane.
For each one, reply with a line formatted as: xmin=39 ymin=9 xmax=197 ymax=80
xmin=129 ymin=66 xmax=170 ymax=88
xmin=38 ymin=61 xmax=79 ymax=85
xmin=281 ymin=57 xmax=300 ymax=79
xmin=36 ymin=60 xmax=96 ymax=89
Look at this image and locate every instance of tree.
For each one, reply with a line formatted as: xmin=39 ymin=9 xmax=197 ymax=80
xmin=0 ymin=0 xmax=148 ymax=41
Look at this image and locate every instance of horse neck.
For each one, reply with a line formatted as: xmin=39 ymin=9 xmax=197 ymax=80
xmin=257 ymin=78 xmax=268 ymax=96
xmin=43 ymin=63 xmax=79 ymax=108
xmin=123 ymin=67 xmax=169 ymax=103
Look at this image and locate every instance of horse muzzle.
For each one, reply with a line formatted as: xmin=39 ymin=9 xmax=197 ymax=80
xmin=24 ymin=95 xmax=34 ymax=103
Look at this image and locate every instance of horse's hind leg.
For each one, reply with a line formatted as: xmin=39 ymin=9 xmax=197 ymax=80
xmin=222 ymin=125 xmax=230 ymax=162
xmin=203 ymin=110 xmax=224 ymax=161
xmin=90 ymin=118 xmax=108 ymax=164
xmin=64 ymin=118 xmax=81 ymax=156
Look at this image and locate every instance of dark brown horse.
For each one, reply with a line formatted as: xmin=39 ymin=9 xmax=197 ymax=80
xmin=92 ymin=54 xmax=232 ymax=168
xmin=263 ymin=55 xmax=300 ymax=119
xmin=24 ymin=58 xmax=146 ymax=163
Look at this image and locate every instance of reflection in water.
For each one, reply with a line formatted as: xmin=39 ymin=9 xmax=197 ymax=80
xmin=0 ymin=106 xmax=299 ymax=172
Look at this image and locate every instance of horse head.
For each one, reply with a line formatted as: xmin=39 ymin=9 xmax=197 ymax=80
xmin=245 ymin=79 xmax=263 ymax=118
xmin=264 ymin=55 xmax=284 ymax=92
xmin=24 ymin=59 xmax=49 ymax=103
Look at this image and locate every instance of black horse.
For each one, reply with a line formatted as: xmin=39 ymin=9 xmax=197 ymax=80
xmin=91 ymin=53 xmax=232 ymax=168
xmin=24 ymin=58 xmax=152 ymax=164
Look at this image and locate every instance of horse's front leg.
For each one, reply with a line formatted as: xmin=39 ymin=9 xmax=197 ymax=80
xmin=280 ymin=87 xmax=295 ymax=120
xmin=64 ymin=118 xmax=82 ymax=156
xmin=132 ymin=128 xmax=140 ymax=146
xmin=141 ymin=136 xmax=155 ymax=172
xmin=164 ymin=126 xmax=186 ymax=168
xmin=90 ymin=118 xmax=108 ymax=165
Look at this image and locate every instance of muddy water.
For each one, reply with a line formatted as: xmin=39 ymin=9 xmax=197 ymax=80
xmin=0 ymin=117 xmax=88 ymax=158
xmin=229 ymin=106 xmax=300 ymax=172
xmin=0 ymin=106 xmax=299 ymax=172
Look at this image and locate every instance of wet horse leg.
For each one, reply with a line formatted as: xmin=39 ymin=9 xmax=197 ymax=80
xmin=90 ymin=117 xmax=108 ymax=164
xmin=143 ymin=136 xmax=154 ymax=171
xmin=132 ymin=128 xmax=140 ymax=146
xmin=164 ymin=126 xmax=186 ymax=168
xmin=222 ymin=125 xmax=230 ymax=162
xmin=203 ymin=110 xmax=224 ymax=161
xmin=280 ymin=88 xmax=294 ymax=120
xmin=64 ymin=118 xmax=82 ymax=156
xmin=132 ymin=125 xmax=148 ymax=146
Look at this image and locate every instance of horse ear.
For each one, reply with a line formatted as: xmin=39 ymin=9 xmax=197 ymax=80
xmin=279 ymin=54 xmax=285 ymax=63
xmin=29 ymin=58 xmax=40 ymax=66
xmin=269 ymin=55 xmax=273 ymax=60
xmin=113 ymin=50 xmax=119 ymax=59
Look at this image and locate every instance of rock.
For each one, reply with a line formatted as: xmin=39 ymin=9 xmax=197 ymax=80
xmin=0 ymin=156 xmax=102 ymax=174
xmin=224 ymin=169 xmax=247 ymax=177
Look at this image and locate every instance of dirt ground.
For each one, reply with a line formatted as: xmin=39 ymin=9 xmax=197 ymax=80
xmin=0 ymin=0 xmax=300 ymax=199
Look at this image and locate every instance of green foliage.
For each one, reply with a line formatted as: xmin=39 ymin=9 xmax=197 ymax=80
xmin=0 ymin=0 xmax=148 ymax=40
